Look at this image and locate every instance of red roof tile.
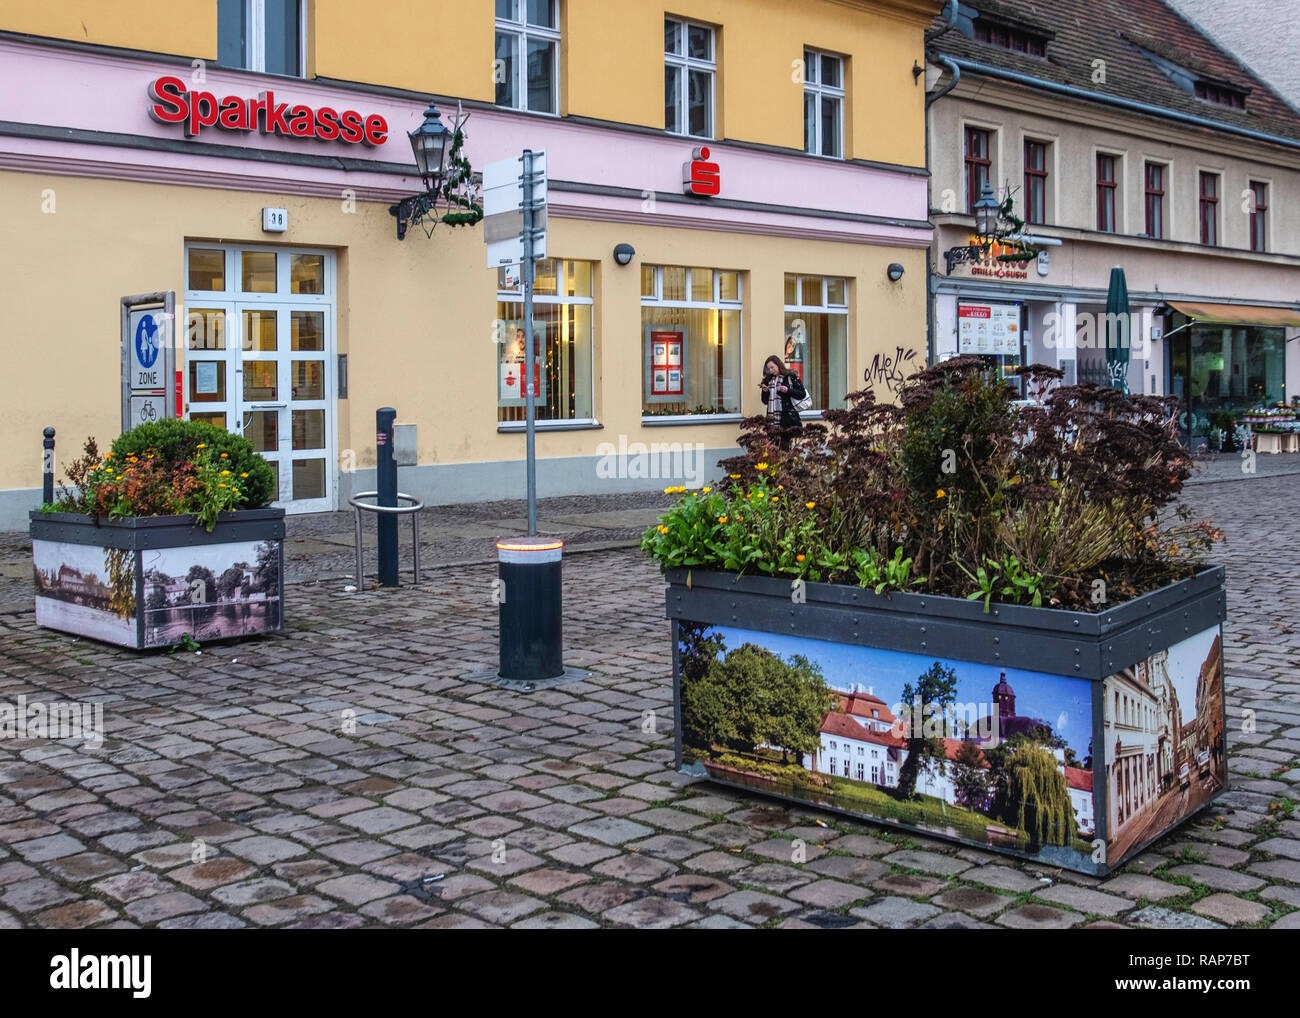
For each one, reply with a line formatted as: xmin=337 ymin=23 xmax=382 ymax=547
xmin=834 ymin=691 xmax=898 ymax=725
xmin=820 ymin=712 xmax=906 ymax=748
xmin=930 ymin=0 xmax=1300 ymax=144
xmin=1064 ymin=766 xmax=1093 ymax=792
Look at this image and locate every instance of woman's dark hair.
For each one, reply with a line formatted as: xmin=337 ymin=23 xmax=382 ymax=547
xmin=764 ymin=355 xmax=787 ymax=375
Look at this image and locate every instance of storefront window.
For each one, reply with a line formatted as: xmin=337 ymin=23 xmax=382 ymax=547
xmin=641 ymin=266 xmax=742 ymax=416
xmin=783 ymin=274 xmax=848 ymax=410
xmin=1169 ymin=322 xmax=1287 ymax=442
xmin=496 ymin=259 xmax=595 ymax=423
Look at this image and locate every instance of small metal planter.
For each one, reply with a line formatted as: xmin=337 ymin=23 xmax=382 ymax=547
xmin=30 ymin=508 xmax=285 ymax=650
xmin=665 ymin=565 xmax=1227 ymax=875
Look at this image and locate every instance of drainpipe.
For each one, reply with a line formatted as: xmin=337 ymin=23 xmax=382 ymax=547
xmin=923 ymin=1 xmax=961 ymax=366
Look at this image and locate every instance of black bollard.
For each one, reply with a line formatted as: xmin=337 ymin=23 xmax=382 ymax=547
xmin=42 ymin=427 xmax=55 ymax=505
xmin=497 ymin=537 xmax=564 ymax=681
xmin=376 ymin=408 xmax=398 ymax=587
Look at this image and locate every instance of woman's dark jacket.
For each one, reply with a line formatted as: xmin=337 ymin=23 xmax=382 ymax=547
xmin=761 ymin=373 xmax=807 ymax=429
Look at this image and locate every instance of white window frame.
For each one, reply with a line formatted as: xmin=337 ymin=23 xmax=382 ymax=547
xmin=221 ymin=0 xmax=308 ymax=76
xmin=495 ymin=259 xmax=596 ymax=429
xmin=803 ymin=48 xmax=844 ymax=158
xmin=495 ymin=0 xmax=561 ymax=116
xmin=665 ymin=17 xmax=716 ymax=139
xmin=784 ymin=274 xmax=849 ymax=413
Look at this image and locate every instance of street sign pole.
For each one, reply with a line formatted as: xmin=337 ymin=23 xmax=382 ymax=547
xmin=523 ymin=149 xmax=537 ymax=536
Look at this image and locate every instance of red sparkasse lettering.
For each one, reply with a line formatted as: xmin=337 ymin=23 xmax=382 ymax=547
xmin=187 ymin=91 xmax=219 ymax=137
xmin=217 ymin=96 xmax=250 ymax=131
xmin=148 ymin=75 xmax=188 ymax=125
xmin=315 ymin=106 xmax=340 ymax=141
xmin=287 ymin=104 xmax=315 ymax=138
xmin=147 ymin=77 xmax=387 ymax=147
xmin=363 ymin=113 xmax=388 ymax=146
xmin=338 ymin=110 xmax=365 ymax=144
xmin=260 ymin=91 xmax=290 ymax=136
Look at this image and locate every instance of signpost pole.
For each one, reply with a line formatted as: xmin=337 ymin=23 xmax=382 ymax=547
xmin=376 ymin=407 xmax=398 ymax=586
xmin=522 ymin=149 xmax=537 ymax=537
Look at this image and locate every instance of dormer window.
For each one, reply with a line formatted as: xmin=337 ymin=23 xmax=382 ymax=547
xmin=1194 ymin=80 xmax=1247 ymax=109
xmin=973 ymin=20 xmax=1047 ymax=58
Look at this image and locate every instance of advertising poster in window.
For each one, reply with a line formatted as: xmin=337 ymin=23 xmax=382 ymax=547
xmin=498 ymin=321 xmax=547 ymax=406
xmin=785 ymin=319 xmax=807 ymax=381
xmin=644 ymin=326 xmax=687 ymax=403
xmin=958 ymin=303 xmax=1020 ymax=356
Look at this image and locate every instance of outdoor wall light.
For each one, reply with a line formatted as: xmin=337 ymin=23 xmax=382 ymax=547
xmin=389 ymin=101 xmax=482 ymax=240
xmin=973 ymin=181 xmax=1001 ymax=240
xmin=613 ymin=243 xmax=636 ymax=266
xmin=887 ymin=262 xmax=905 ymax=282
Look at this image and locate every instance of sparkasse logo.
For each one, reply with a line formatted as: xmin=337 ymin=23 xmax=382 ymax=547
xmin=50 ymin=950 xmax=151 ymax=999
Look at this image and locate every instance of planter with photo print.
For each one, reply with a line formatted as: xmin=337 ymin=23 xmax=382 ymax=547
xmin=32 ymin=419 xmax=284 ymax=649
xmin=645 ymin=358 xmax=1228 ymax=874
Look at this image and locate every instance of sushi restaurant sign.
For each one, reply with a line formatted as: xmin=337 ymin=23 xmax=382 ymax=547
xmin=946 ymin=237 xmax=1031 ymax=280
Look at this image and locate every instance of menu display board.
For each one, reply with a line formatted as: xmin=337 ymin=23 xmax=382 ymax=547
xmin=958 ymin=302 xmax=1020 ymax=356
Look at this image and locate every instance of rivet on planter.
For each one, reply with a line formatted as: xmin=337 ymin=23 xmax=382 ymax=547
xmin=920 ymin=641 xmax=926 ymax=648
xmin=1074 ymin=664 xmax=1080 ymax=671
xmin=993 ymin=636 xmax=1000 ymax=644
xmin=919 ymin=626 xmax=926 ymax=634
xmin=994 ymin=652 xmax=1000 ymax=659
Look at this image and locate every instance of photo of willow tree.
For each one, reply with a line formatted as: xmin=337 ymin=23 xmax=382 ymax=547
xmin=677 ymin=622 xmax=1094 ymax=858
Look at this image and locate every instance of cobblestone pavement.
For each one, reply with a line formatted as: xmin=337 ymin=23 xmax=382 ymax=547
xmin=0 ymin=475 xmax=1296 ymax=929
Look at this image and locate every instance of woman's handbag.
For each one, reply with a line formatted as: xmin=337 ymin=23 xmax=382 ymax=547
xmin=790 ymin=376 xmax=813 ymax=412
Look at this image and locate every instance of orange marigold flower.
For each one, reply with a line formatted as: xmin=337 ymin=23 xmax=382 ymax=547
xmin=936 ymin=489 xmax=946 ymax=498
xmin=796 ymin=554 xmax=805 ymax=562
xmin=220 ymin=452 xmax=229 ymax=458
xmin=717 ymin=515 xmax=728 ymax=524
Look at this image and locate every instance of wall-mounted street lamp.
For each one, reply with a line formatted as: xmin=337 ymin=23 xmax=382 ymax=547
xmin=389 ymin=101 xmax=483 ymax=240
xmin=942 ymin=180 xmax=1039 ymax=275
xmin=973 ymin=181 xmax=1001 ymax=241
xmin=613 ymin=243 xmax=636 ymax=266
xmin=887 ymin=262 xmax=905 ymax=282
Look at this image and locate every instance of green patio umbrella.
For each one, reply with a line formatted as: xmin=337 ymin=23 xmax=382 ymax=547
xmin=1104 ymin=265 xmax=1131 ymax=394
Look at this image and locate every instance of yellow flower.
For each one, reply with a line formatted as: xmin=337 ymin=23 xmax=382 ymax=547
xmin=755 ymin=492 xmax=766 ymax=500
xmin=805 ymin=501 xmax=816 ymax=509
xmin=196 ymin=444 xmax=206 ymax=449
xmin=796 ymin=554 xmax=806 ymax=563
xmin=778 ymin=485 xmax=784 ymax=490
xmin=770 ymin=497 xmax=778 ymax=503
xmin=729 ymin=473 xmax=740 ymax=480
xmin=756 ymin=462 xmax=769 ymax=471
xmin=220 ymin=470 xmax=231 ymax=476
xmin=218 ymin=483 xmax=227 ymax=488
xmin=738 ymin=516 xmax=744 ymax=522
xmin=240 ymin=472 xmax=249 ymax=478
xmin=657 ymin=525 xmax=669 ymax=534
xmin=703 ymin=487 xmax=712 ymax=493
xmin=104 ymin=453 xmax=113 ymax=459
xmin=936 ymin=489 xmax=946 ymax=499
xmin=717 ymin=515 xmax=728 ymax=524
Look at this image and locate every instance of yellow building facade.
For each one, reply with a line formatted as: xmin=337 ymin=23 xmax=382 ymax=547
xmin=0 ymin=0 xmax=939 ymax=524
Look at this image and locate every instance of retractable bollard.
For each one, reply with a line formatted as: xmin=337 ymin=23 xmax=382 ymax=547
xmin=496 ymin=537 xmax=564 ymax=681
xmin=376 ymin=407 xmax=398 ymax=587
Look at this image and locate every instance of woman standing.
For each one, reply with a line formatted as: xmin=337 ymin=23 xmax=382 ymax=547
xmin=760 ymin=354 xmax=807 ymax=445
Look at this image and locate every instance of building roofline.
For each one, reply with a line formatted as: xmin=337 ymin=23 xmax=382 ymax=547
xmin=944 ymin=55 xmax=1300 ymax=153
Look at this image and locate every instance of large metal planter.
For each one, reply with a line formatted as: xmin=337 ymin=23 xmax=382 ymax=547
xmin=30 ymin=509 xmax=285 ymax=650
xmin=666 ymin=565 xmax=1227 ymax=875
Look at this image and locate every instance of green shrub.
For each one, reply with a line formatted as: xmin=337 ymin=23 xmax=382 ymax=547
xmin=110 ymin=418 xmax=276 ymax=508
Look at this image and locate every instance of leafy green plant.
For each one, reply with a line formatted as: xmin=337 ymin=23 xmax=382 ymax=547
xmin=110 ymin=418 xmax=274 ymax=508
xmin=170 ymin=632 xmax=200 ymax=653
xmin=643 ymin=356 xmax=1220 ymax=611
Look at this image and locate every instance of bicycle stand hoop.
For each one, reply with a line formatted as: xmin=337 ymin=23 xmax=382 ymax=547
xmin=348 ymin=490 xmax=425 ymax=586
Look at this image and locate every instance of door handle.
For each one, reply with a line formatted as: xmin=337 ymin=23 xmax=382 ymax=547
xmin=248 ymin=403 xmax=287 ymax=409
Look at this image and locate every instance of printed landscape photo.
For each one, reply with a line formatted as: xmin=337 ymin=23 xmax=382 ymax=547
xmin=140 ymin=540 xmax=281 ymax=647
xmin=676 ymin=622 xmax=1097 ymax=862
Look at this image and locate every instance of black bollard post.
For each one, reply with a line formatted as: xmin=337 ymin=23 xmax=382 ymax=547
xmin=376 ymin=408 xmax=398 ymax=587
xmin=42 ymin=427 xmax=55 ymax=505
xmin=496 ymin=537 xmax=564 ymax=681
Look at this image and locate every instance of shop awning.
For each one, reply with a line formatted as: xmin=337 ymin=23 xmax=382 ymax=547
xmin=1165 ymin=300 xmax=1300 ymax=327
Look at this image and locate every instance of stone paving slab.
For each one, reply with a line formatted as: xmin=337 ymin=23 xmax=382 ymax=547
xmin=0 ymin=477 xmax=1297 ymax=928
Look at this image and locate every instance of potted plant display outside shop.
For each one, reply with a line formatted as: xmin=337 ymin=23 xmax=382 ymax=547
xmin=31 ymin=418 xmax=284 ymax=650
xmin=643 ymin=357 xmax=1228 ymax=875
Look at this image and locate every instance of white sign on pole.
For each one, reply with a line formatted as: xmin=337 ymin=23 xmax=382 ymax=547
xmin=483 ymin=151 xmax=546 ymax=267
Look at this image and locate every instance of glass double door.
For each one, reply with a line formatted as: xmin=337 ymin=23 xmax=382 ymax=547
xmin=185 ymin=300 xmax=334 ymax=513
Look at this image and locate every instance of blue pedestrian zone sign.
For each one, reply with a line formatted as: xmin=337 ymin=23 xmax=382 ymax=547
xmin=135 ymin=314 xmax=160 ymax=369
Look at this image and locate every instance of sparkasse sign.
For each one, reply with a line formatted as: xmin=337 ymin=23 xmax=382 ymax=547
xmin=147 ymin=75 xmax=389 ymax=145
